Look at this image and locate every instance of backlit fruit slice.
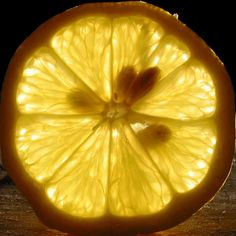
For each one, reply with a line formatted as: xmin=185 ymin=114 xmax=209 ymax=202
xmin=0 ymin=1 xmax=234 ymax=235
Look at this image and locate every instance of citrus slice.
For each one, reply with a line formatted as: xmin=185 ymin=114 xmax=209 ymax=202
xmin=1 ymin=2 xmax=234 ymax=235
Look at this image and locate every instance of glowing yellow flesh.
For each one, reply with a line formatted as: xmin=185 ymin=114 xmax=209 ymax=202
xmin=133 ymin=119 xmax=216 ymax=192
xmin=51 ymin=17 xmax=112 ymax=102
xmin=109 ymin=119 xmax=171 ymax=216
xmin=17 ymin=48 xmax=104 ymax=115
xmin=133 ymin=60 xmax=216 ymax=120
xmin=16 ymin=115 xmax=103 ymax=182
xmin=15 ymin=16 xmax=217 ymax=217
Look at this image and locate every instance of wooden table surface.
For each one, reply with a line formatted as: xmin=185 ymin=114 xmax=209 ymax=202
xmin=1 ymin=152 xmax=236 ymax=236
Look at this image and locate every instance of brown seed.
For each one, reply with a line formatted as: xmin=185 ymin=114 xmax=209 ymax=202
xmin=136 ymin=124 xmax=172 ymax=146
xmin=126 ymin=67 xmax=160 ymax=105
xmin=113 ymin=66 xmax=137 ymax=103
xmin=67 ymin=89 xmax=104 ymax=114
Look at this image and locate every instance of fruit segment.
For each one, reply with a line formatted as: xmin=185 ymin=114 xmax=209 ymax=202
xmin=112 ymin=16 xmax=164 ymax=79
xmin=15 ymin=115 xmax=102 ymax=183
xmin=18 ymin=48 xmax=104 ymax=115
xmin=109 ymin=119 xmax=171 ymax=216
xmin=51 ymin=16 xmax=112 ymax=102
xmin=44 ymin=122 xmax=110 ymax=217
xmin=147 ymin=35 xmax=190 ymax=78
xmin=133 ymin=60 xmax=216 ymax=120
xmin=133 ymin=119 xmax=217 ymax=193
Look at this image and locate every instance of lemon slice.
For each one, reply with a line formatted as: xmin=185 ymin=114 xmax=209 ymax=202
xmin=1 ymin=2 xmax=234 ymax=235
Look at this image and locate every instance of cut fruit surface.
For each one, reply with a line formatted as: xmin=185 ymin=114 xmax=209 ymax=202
xmin=1 ymin=2 xmax=234 ymax=235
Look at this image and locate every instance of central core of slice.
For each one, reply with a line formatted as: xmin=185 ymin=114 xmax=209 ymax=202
xmin=68 ymin=66 xmax=160 ymax=120
xmin=105 ymin=102 xmax=129 ymax=119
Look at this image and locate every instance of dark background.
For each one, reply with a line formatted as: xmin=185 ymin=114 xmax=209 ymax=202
xmin=0 ymin=0 xmax=235 ymax=91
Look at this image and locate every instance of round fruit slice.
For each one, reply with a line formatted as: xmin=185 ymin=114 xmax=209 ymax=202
xmin=1 ymin=2 xmax=234 ymax=236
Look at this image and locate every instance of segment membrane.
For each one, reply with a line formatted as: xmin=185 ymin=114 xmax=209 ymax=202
xmin=132 ymin=60 xmax=216 ymax=120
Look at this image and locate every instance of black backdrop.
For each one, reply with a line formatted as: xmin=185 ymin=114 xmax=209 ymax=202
xmin=0 ymin=0 xmax=235 ymax=92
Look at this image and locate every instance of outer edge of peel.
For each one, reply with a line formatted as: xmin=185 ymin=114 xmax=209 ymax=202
xmin=0 ymin=1 xmax=235 ymax=235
